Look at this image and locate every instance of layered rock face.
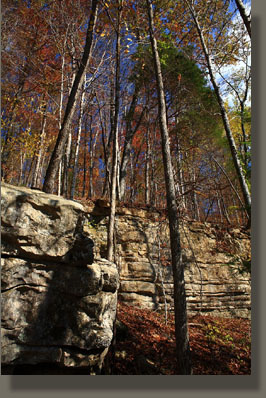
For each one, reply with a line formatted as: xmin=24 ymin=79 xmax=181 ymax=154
xmin=1 ymin=183 xmax=251 ymax=373
xmin=1 ymin=184 xmax=119 ymax=374
xmin=86 ymin=206 xmax=251 ymax=319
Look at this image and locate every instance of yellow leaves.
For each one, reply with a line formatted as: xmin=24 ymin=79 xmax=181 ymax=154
xmin=124 ymin=43 xmax=131 ymax=54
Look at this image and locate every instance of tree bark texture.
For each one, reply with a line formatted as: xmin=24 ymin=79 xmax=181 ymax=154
xmin=235 ymin=0 xmax=251 ymax=38
xmin=146 ymin=0 xmax=192 ymax=375
xmin=107 ymin=0 xmax=122 ymax=262
xmin=70 ymin=79 xmax=87 ymax=199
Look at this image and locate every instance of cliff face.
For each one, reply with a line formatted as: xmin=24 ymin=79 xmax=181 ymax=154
xmin=85 ymin=205 xmax=251 ymax=319
xmin=1 ymin=183 xmax=119 ymax=374
xmin=1 ymin=183 xmax=251 ymax=373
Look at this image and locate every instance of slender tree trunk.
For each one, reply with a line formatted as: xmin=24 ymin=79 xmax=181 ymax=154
xmin=119 ymin=85 xmax=144 ymax=199
xmin=220 ymin=191 xmax=231 ymax=224
xmin=61 ymin=40 xmax=80 ymax=197
xmin=19 ymin=151 xmax=25 ymax=186
xmin=119 ymin=93 xmax=138 ymax=199
xmin=102 ymin=82 xmax=115 ymax=198
xmin=158 ymin=237 xmax=168 ymax=325
xmin=107 ymin=0 xmax=122 ymax=262
xmin=116 ymin=147 xmax=121 ymax=201
xmin=192 ymin=170 xmax=200 ymax=221
xmin=204 ymin=197 xmax=215 ymax=222
xmin=58 ymin=162 xmax=62 ymax=196
xmin=88 ymin=124 xmax=99 ymax=199
xmin=32 ymin=104 xmax=47 ymax=188
xmin=235 ymin=0 xmax=251 ymax=38
xmin=146 ymin=0 xmax=191 ymax=375
xmin=43 ymin=0 xmax=98 ymax=193
xmin=70 ymin=79 xmax=87 ymax=199
xmin=211 ymin=155 xmax=249 ymax=219
xmin=239 ymin=100 xmax=249 ymax=169
xmin=187 ymin=1 xmax=251 ymax=223
xmin=145 ymin=125 xmax=151 ymax=205
xmin=25 ymin=154 xmax=36 ymax=187
xmin=232 ymin=196 xmax=240 ymax=225
xmin=62 ymin=132 xmax=72 ymax=197
xmin=57 ymin=52 xmax=66 ymax=196
xmin=82 ymin=127 xmax=88 ymax=198
xmin=150 ymin=121 xmax=158 ymax=206
xmin=175 ymin=129 xmax=186 ymax=212
xmin=129 ymin=151 xmax=135 ymax=203
xmin=217 ymin=195 xmax=223 ymax=223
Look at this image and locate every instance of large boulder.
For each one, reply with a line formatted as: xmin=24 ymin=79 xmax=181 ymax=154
xmin=1 ymin=183 xmax=119 ymax=374
xmin=1 ymin=183 xmax=94 ymax=264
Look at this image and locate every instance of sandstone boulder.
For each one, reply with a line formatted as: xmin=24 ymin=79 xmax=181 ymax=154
xmin=1 ymin=184 xmax=119 ymax=374
xmin=1 ymin=183 xmax=94 ymax=264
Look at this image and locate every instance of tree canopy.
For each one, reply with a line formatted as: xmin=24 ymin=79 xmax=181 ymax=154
xmin=1 ymin=0 xmax=251 ymax=226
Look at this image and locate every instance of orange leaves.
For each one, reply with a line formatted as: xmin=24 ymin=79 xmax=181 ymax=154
xmin=107 ymin=302 xmax=251 ymax=375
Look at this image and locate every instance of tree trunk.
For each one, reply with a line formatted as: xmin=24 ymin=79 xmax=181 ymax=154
xmin=88 ymin=122 xmax=100 ymax=199
xmin=146 ymin=0 xmax=191 ymax=375
xmin=175 ymin=127 xmax=186 ymax=212
xmin=82 ymin=126 xmax=88 ymax=198
xmin=211 ymin=155 xmax=248 ymax=218
xmin=70 ymin=79 xmax=87 ymax=199
xmin=107 ymin=0 xmax=122 ymax=262
xmin=235 ymin=0 xmax=251 ymax=38
xmin=102 ymin=82 xmax=115 ymax=198
xmin=61 ymin=37 xmax=80 ymax=197
xmin=145 ymin=125 xmax=151 ymax=205
xmin=119 ymin=85 xmax=144 ymax=199
xmin=32 ymin=103 xmax=47 ymax=188
xmin=43 ymin=0 xmax=98 ymax=193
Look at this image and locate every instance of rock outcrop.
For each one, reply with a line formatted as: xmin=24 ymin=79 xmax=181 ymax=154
xmin=85 ymin=205 xmax=251 ymax=319
xmin=1 ymin=183 xmax=119 ymax=374
xmin=1 ymin=183 xmax=251 ymax=372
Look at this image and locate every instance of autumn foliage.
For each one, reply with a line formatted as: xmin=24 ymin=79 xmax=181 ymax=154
xmin=103 ymin=302 xmax=251 ymax=375
xmin=1 ymin=0 xmax=251 ymax=228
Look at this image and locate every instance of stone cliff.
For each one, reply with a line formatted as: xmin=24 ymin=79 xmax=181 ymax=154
xmin=85 ymin=203 xmax=251 ymax=319
xmin=1 ymin=183 xmax=119 ymax=374
xmin=1 ymin=183 xmax=251 ymax=373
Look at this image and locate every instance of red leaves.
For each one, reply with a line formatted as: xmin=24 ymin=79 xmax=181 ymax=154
xmin=107 ymin=302 xmax=251 ymax=375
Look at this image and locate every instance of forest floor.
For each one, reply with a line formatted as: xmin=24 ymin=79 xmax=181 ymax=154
xmin=103 ymin=301 xmax=251 ymax=375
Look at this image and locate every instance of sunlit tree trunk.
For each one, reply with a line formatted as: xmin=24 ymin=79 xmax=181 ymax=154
xmin=88 ymin=122 xmax=100 ymax=199
xmin=235 ymin=0 xmax=251 ymax=38
xmin=32 ymin=103 xmax=47 ymax=188
xmin=107 ymin=0 xmax=123 ymax=261
xmin=119 ymin=85 xmax=144 ymax=200
xmin=70 ymin=79 xmax=87 ymax=199
xmin=102 ymin=82 xmax=115 ymax=198
xmin=43 ymin=0 xmax=98 ymax=193
xmin=145 ymin=125 xmax=151 ymax=205
xmin=146 ymin=0 xmax=192 ymax=375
